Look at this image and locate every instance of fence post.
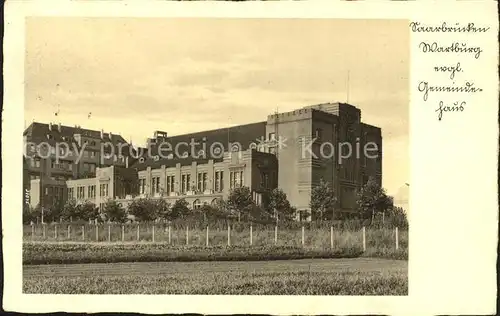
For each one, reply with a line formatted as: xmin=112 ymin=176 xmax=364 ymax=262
xmin=274 ymin=225 xmax=278 ymax=245
xmin=82 ymin=225 xmax=85 ymax=241
xmin=136 ymin=224 xmax=140 ymax=241
xmin=108 ymin=224 xmax=111 ymax=242
xmin=122 ymin=225 xmax=125 ymax=242
xmin=395 ymin=227 xmax=399 ymax=250
xmin=227 ymin=225 xmax=231 ymax=246
xmin=54 ymin=224 xmax=58 ymax=239
xmin=96 ymin=224 xmax=99 ymax=242
xmin=152 ymin=225 xmax=155 ymax=243
xmin=186 ymin=226 xmax=189 ymax=245
xmin=31 ymin=223 xmax=35 ymax=240
xmin=362 ymin=226 xmax=366 ymax=252
xmin=330 ymin=226 xmax=334 ymax=249
xmin=301 ymin=226 xmax=305 ymax=247
xmin=67 ymin=225 xmax=71 ymax=240
xmin=206 ymin=225 xmax=209 ymax=247
xmin=42 ymin=224 xmax=46 ymax=239
xmin=168 ymin=225 xmax=171 ymax=244
xmin=250 ymin=225 xmax=253 ymax=246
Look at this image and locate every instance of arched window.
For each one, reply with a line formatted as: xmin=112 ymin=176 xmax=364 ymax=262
xmin=193 ymin=199 xmax=202 ymax=209
xmin=211 ymin=198 xmax=220 ymax=206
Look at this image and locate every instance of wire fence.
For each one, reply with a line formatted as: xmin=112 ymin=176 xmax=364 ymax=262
xmin=23 ymin=222 xmax=407 ymax=251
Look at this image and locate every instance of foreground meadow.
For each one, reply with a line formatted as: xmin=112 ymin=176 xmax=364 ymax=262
xmin=23 ymin=225 xmax=408 ymax=295
xmin=23 ymin=258 xmax=408 ymax=295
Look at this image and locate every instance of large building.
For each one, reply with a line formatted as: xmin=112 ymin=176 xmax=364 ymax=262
xmin=24 ymin=102 xmax=382 ymax=219
xmin=23 ymin=122 xmax=136 ymax=209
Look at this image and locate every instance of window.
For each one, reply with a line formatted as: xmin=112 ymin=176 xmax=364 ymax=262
xmin=139 ymin=178 xmax=146 ymax=194
xmin=152 ymin=176 xmax=160 ymax=194
xmin=68 ymin=188 xmax=74 ymax=199
xmin=261 ymin=172 xmax=269 ymax=189
xmin=197 ymin=172 xmax=207 ymax=192
xmin=181 ymin=174 xmax=191 ymax=193
xmin=34 ymin=158 xmax=41 ymax=168
xmin=268 ymin=132 xmax=276 ymax=140
xmin=230 ymin=169 xmax=244 ymax=189
xmin=100 ymin=183 xmax=109 ymax=197
xmin=77 ymin=186 xmax=85 ymax=199
xmin=166 ymin=175 xmax=175 ymax=195
xmin=88 ymin=185 xmax=96 ymax=198
xmin=90 ymin=151 xmax=96 ymax=158
xmin=193 ymin=199 xmax=202 ymax=209
xmin=214 ymin=171 xmax=224 ymax=192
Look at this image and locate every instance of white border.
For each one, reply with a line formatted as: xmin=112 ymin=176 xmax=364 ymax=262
xmin=3 ymin=1 xmax=499 ymax=315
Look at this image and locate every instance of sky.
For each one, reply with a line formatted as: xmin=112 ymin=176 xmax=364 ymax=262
xmin=25 ymin=17 xmax=409 ymax=194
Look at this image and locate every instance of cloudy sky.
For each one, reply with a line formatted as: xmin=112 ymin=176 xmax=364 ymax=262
xmin=25 ymin=17 xmax=408 ymax=194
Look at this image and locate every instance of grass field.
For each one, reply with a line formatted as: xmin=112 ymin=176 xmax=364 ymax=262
xmin=23 ymin=258 xmax=408 ymax=295
xmin=23 ymin=243 xmax=367 ymax=265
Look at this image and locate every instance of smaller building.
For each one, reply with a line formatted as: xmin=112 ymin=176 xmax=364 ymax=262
xmin=28 ymin=148 xmax=278 ymax=214
xmin=29 ymin=165 xmax=138 ymax=211
xmin=120 ymin=148 xmax=278 ymax=210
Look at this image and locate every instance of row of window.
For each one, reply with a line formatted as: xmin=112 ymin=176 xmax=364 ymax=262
xmin=45 ymin=186 xmax=64 ymax=200
xmin=27 ymin=150 xmax=125 ymax=163
xmin=139 ymin=169 xmax=244 ymax=196
xmin=30 ymin=157 xmax=99 ymax=172
xmin=67 ymin=184 xmax=107 ymax=200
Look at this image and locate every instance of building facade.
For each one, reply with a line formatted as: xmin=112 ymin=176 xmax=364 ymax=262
xmin=265 ymin=103 xmax=382 ymax=214
xmin=122 ymin=149 xmax=278 ymax=209
xmin=24 ymin=102 xmax=382 ymax=219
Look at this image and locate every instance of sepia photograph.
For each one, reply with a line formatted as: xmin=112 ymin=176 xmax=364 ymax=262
xmin=20 ymin=17 xmax=410 ymax=295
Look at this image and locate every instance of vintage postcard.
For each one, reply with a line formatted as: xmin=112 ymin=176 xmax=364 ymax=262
xmin=2 ymin=0 xmax=498 ymax=315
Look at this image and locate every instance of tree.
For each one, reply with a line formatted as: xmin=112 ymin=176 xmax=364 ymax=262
xmin=356 ymin=177 xmax=393 ymax=224
xmin=227 ymin=186 xmax=255 ymax=221
xmin=212 ymin=198 xmax=232 ymax=219
xmin=23 ymin=204 xmax=34 ymax=224
xmin=102 ymin=200 xmax=127 ymax=223
xmin=265 ymin=188 xmax=295 ymax=222
xmin=78 ymin=201 xmax=99 ymax=222
xmin=44 ymin=198 xmax=65 ymax=223
xmin=386 ymin=206 xmax=408 ymax=228
xmin=310 ymin=179 xmax=337 ymax=222
xmin=155 ymin=199 xmax=171 ymax=222
xmin=30 ymin=204 xmax=42 ymax=224
xmin=170 ymin=198 xmax=190 ymax=220
xmin=128 ymin=197 xmax=159 ymax=222
xmin=61 ymin=199 xmax=78 ymax=221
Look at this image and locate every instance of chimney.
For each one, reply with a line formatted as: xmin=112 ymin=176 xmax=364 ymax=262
xmin=100 ymin=129 xmax=104 ymax=139
xmin=109 ymin=132 xmax=113 ymax=139
xmin=49 ymin=122 xmax=53 ymax=131
xmin=57 ymin=123 xmax=61 ymax=133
